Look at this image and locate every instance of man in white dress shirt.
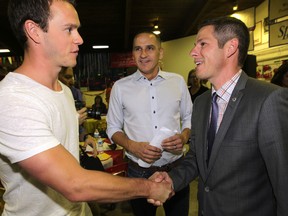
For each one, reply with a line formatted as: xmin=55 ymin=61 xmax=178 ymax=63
xmin=107 ymin=32 xmax=192 ymax=216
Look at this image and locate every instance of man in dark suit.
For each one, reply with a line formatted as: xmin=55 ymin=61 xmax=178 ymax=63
xmin=150 ymin=17 xmax=288 ymax=215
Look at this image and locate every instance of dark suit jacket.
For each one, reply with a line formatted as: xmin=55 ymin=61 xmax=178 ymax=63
xmin=169 ymin=72 xmax=288 ymax=216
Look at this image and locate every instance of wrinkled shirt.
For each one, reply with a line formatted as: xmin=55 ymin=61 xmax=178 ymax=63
xmin=107 ymin=69 xmax=192 ymax=166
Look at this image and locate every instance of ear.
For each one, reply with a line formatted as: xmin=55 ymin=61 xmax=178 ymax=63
xmin=24 ymin=20 xmax=41 ymax=44
xmin=226 ymin=38 xmax=238 ymax=58
xmin=159 ymin=47 xmax=164 ymax=60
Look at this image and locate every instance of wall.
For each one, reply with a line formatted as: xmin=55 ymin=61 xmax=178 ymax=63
xmin=161 ymin=35 xmax=196 ymax=82
xmin=161 ymin=0 xmax=288 ymax=82
xmin=249 ymin=0 xmax=288 ymax=78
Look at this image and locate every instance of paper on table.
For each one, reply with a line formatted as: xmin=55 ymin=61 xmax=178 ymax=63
xmin=138 ymin=127 xmax=177 ymax=168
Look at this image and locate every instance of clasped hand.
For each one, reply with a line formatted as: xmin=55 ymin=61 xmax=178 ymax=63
xmin=148 ymin=171 xmax=175 ymax=206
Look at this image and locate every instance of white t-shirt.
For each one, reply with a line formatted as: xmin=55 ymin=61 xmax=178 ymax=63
xmin=0 ymin=72 xmax=91 ymax=216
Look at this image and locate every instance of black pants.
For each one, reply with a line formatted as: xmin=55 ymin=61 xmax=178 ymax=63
xmin=128 ymin=161 xmax=190 ymax=216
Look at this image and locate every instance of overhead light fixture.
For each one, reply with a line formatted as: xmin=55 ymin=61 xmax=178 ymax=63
xmin=152 ymin=20 xmax=161 ymax=35
xmin=233 ymin=1 xmax=238 ymax=11
xmin=0 ymin=49 xmax=10 ymax=53
xmin=92 ymin=45 xmax=109 ymax=49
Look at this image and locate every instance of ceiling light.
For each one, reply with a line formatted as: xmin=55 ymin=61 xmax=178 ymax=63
xmin=152 ymin=21 xmax=161 ymax=35
xmin=92 ymin=45 xmax=109 ymax=49
xmin=0 ymin=49 xmax=10 ymax=53
xmin=232 ymin=1 xmax=238 ymax=11
xmin=153 ymin=30 xmax=161 ymax=35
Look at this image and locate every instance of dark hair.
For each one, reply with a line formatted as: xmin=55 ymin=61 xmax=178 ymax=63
xmin=94 ymin=95 xmax=103 ymax=104
xmin=133 ymin=31 xmax=162 ymax=48
xmin=198 ymin=16 xmax=249 ymax=67
xmin=271 ymin=62 xmax=288 ymax=86
xmin=187 ymin=69 xmax=196 ymax=85
xmin=7 ymin=0 xmax=76 ymax=49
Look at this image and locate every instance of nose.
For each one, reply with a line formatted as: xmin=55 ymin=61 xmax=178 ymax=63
xmin=140 ymin=49 xmax=148 ymax=58
xmin=189 ymin=46 xmax=198 ymax=58
xmin=74 ymin=31 xmax=84 ymax=45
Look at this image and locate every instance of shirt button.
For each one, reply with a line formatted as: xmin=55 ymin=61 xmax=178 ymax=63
xmin=155 ymin=126 xmax=157 ymax=129
xmin=153 ymin=111 xmax=156 ymax=114
xmin=150 ymin=83 xmax=152 ymax=86
xmin=204 ymin=186 xmax=210 ymax=192
xmin=152 ymin=96 xmax=154 ymax=99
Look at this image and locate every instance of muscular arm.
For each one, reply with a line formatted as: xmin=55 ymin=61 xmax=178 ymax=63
xmin=19 ymin=144 xmax=172 ymax=203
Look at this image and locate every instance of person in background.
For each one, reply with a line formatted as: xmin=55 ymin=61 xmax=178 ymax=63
xmin=59 ymin=66 xmax=96 ymax=155
xmin=270 ymin=61 xmax=288 ymax=87
xmin=187 ymin=68 xmax=209 ymax=102
xmin=107 ymin=32 xmax=192 ymax=216
xmin=0 ymin=1 xmax=173 ymax=215
xmin=92 ymin=95 xmax=107 ymax=115
xmin=105 ymin=81 xmax=114 ymax=108
xmin=0 ymin=65 xmax=8 ymax=81
xmin=59 ymin=66 xmax=83 ymax=102
xmin=150 ymin=17 xmax=288 ymax=216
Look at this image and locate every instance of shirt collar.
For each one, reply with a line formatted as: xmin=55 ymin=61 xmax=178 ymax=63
xmin=134 ymin=68 xmax=166 ymax=81
xmin=212 ymin=69 xmax=242 ymax=102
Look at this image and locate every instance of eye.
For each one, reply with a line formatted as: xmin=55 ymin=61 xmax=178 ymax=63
xmin=147 ymin=46 xmax=155 ymax=51
xmin=65 ymin=27 xmax=73 ymax=33
xmin=200 ymin=42 xmax=206 ymax=47
xmin=134 ymin=47 xmax=142 ymax=52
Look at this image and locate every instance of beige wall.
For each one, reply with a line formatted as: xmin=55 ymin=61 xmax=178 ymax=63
xmin=161 ymin=0 xmax=288 ymax=82
xmin=161 ymin=35 xmax=196 ymax=83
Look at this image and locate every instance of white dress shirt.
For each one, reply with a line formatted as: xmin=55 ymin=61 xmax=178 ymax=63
xmin=107 ymin=69 xmax=192 ymax=167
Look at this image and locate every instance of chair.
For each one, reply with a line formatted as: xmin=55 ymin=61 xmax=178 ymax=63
xmin=105 ymin=162 xmax=128 ymax=177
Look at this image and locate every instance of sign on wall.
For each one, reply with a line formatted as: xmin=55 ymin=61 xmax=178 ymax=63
xmin=269 ymin=0 xmax=288 ymax=20
xmin=269 ymin=19 xmax=288 ymax=47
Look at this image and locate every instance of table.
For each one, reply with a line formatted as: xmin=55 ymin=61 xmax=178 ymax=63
xmin=83 ymin=116 xmax=107 ymax=134
xmin=81 ymin=140 xmax=127 ymax=176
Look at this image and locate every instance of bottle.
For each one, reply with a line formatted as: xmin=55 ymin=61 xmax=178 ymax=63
xmin=97 ymin=136 xmax=104 ymax=154
xmin=94 ymin=129 xmax=103 ymax=154
xmin=93 ymin=129 xmax=99 ymax=139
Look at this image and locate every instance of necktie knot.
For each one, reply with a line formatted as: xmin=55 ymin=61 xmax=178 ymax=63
xmin=212 ymin=92 xmax=218 ymax=103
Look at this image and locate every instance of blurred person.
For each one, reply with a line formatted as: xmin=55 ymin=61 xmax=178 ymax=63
xmin=0 ymin=65 xmax=8 ymax=81
xmin=107 ymin=32 xmax=192 ymax=216
xmin=150 ymin=17 xmax=288 ymax=216
xmin=59 ymin=66 xmax=83 ymax=102
xmin=0 ymin=1 xmax=173 ymax=215
xmin=91 ymin=95 xmax=107 ymax=115
xmin=187 ymin=68 xmax=209 ymax=102
xmin=270 ymin=61 xmax=288 ymax=87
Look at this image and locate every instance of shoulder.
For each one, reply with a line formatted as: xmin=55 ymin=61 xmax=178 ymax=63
xmin=114 ymin=73 xmax=135 ymax=86
xmin=160 ymin=71 xmax=186 ymax=85
xmin=161 ymin=71 xmax=184 ymax=79
xmin=246 ymin=77 xmax=280 ymax=95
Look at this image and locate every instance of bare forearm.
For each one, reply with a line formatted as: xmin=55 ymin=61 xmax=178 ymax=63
xmin=70 ymin=170 xmax=155 ymax=203
xmin=181 ymin=128 xmax=191 ymax=144
xmin=19 ymin=145 xmax=167 ymax=203
xmin=111 ymin=131 xmax=133 ymax=151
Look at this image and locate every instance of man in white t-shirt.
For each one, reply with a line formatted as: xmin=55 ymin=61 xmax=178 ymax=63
xmin=0 ymin=0 xmax=173 ymax=215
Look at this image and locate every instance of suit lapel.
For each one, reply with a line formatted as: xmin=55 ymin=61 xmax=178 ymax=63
xmin=206 ymin=72 xmax=249 ymax=176
xmin=195 ymin=91 xmax=211 ymax=177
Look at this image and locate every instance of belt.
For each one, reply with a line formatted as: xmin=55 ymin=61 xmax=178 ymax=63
xmin=128 ymin=156 xmax=183 ymax=172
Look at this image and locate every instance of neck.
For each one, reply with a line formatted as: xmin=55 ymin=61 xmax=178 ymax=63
xmin=16 ymin=52 xmax=62 ymax=91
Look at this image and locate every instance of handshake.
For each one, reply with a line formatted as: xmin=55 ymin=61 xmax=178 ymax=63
xmin=147 ymin=171 xmax=175 ymax=206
